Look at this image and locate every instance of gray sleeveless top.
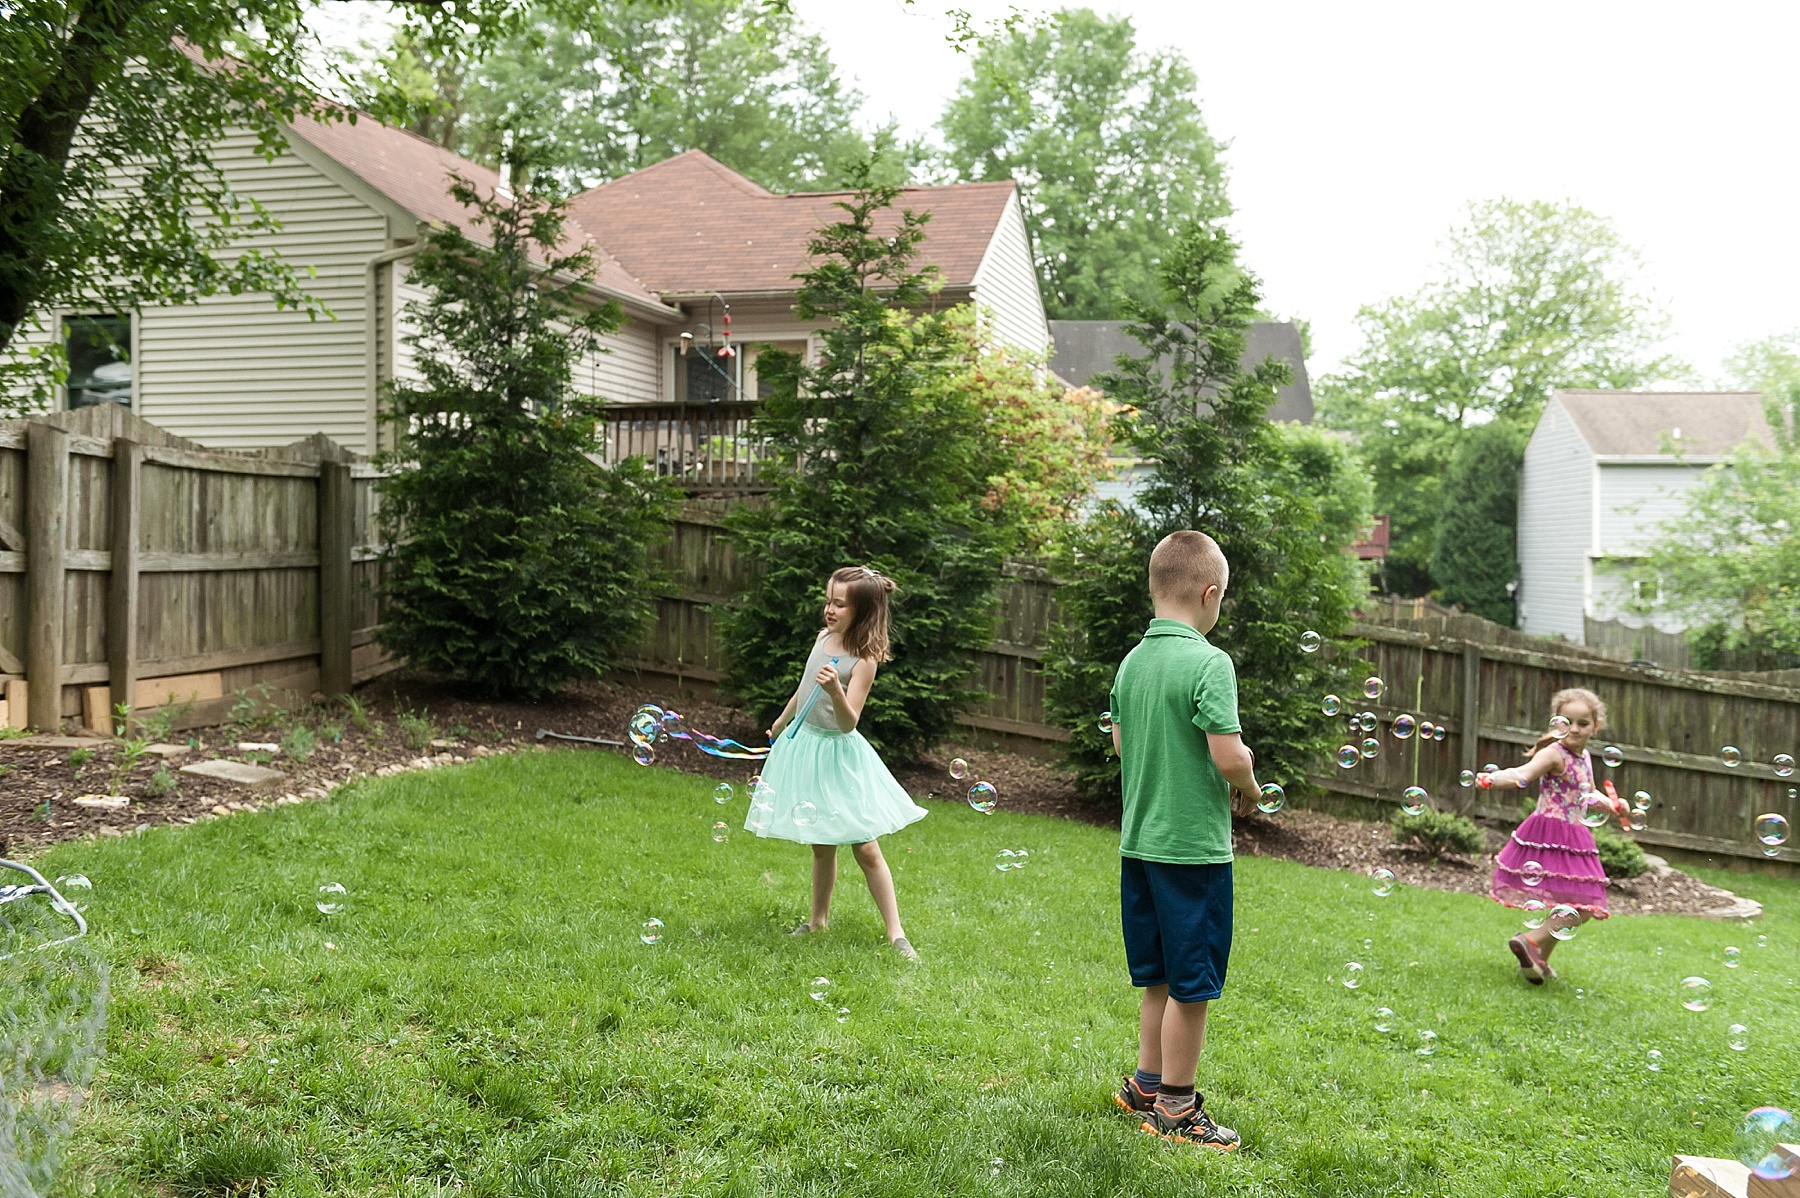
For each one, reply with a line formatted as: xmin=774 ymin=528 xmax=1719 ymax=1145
xmin=799 ymin=634 xmax=864 ymax=730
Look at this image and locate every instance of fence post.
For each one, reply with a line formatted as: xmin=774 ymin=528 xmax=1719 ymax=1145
xmin=25 ymin=421 xmax=69 ymax=733
xmin=1459 ymin=641 xmax=1481 ymax=809
xmin=108 ymin=438 xmax=142 ymax=727
xmin=318 ymin=460 xmax=353 ymax=697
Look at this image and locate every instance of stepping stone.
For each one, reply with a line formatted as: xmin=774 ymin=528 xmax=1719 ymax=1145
xmin=8 ymin=736 xmax=108 ymax=750
xmin=72 ymin=795 xmax=129 ymax=809
xmin=145 ymin=743 xmax=192 ymax=758
xmin=180 ymin=759 xmax=284 ymax=789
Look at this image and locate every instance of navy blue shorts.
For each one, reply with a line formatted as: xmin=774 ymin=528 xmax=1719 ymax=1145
xmin=1121 ymin=856 xmax=1232 ymax=1003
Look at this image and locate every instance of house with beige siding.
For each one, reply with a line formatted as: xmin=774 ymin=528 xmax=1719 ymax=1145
xmin=1516 ymin=390 xmax=1771 ymax=645
xmin=6 ymin=117 xmax=1049 ymax=456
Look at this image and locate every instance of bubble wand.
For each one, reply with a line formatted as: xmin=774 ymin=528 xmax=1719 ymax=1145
xmin=788 ymin=658 xmax=851 ymax=740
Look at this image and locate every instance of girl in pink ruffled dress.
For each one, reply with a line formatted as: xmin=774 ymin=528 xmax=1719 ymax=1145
xmin=1481 ymin=687 xmax=1626 ymax=984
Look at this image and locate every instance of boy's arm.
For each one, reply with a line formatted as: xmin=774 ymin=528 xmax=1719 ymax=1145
xmin=1207 ymin=732 xmax=1259 ymax=806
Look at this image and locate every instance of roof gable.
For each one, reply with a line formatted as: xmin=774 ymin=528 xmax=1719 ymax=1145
xmin=1554 ymin=390 xmax=1772 ymax=460
xmin=568 ymin=150 xmax=1018 ymax=296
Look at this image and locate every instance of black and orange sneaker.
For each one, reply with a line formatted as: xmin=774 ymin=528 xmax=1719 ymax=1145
xmin=1113 ymin=1076 xmax=1158 ymax=1116
xmin=1141 ymin=1095 xmax=1240 ymax=1152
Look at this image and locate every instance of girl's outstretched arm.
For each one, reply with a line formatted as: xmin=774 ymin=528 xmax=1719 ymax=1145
xmin=820 ymin=660 xmax=876 ymax=733
xmin=1484 ymin=743 xmax=1565 ymax=791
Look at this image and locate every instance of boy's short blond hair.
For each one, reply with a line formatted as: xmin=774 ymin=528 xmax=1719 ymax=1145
xmin=1149 ymin=530 xmax=1229 ymax=605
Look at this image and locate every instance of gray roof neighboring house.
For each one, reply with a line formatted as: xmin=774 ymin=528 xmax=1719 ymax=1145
xmin=1047 ymin=319 xmax=1314 ymax=423
xmin=1555 ymin=390 xmax=1771 ymax=460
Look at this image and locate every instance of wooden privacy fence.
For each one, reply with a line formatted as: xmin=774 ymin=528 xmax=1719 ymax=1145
xmin=625 ymin=509 xmax=1799 ymax=866
xmin=0 ymin=406 xmax=391 ymax=734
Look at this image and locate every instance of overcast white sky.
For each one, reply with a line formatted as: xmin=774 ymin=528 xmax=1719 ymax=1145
xmin=791 ymin=0 xmax=1800 ymax=380
xmin=312 ymin=0 xmax=1800 ymax=380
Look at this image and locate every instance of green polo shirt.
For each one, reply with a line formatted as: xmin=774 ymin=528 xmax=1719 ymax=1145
xmin=1110 ymin=618 xmax=1241 ymax=865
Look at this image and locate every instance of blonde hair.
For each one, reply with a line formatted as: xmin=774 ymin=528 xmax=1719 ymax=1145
xmin=829 ymin=566 xmax=896 ymax=663
xmin=1149 ymin=530 xmax=1228 ymax=606
xmin=1524 ymin=687 xmax=1608 ymax=758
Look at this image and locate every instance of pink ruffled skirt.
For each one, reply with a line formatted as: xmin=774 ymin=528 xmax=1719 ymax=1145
xmin=1490 ymin=813 xmax=1609 ymax=918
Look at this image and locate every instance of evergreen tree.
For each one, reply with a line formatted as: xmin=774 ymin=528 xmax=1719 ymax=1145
xmin=375 ymin=161 xmax=675 ymax=696
xmin=721 ymin=168 xmax=1005 ymax=759
xmin=1432 ymin=421 xmax=1528 ymax=625
xmin=1045 ymin=222 xmax=1371 ymax=799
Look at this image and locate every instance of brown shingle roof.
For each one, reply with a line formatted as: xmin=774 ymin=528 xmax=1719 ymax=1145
xmin=286 ymin=113 xmax=668 ymax=312
xmin=567 ymin=149 xmax=1017 ymax=296
xmin=1556 ymin=390 xmax=1773 ymax=459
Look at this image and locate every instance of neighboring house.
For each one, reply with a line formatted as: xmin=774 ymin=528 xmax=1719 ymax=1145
xmin=1516 ymin=390 xmax=1771 ymax=644
xmin=6 ymin=120 xmax=1048 ymax=455
xmin=1045 ymin=319 xmax=1314 ymax=423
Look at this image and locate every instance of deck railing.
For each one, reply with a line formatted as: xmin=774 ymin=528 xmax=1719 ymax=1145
xmin=601 ymin=402 xmax=770 ymax=491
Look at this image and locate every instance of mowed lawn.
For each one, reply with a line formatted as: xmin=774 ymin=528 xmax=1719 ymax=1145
xmin=40 ymin=748 xmax=1800 ymax=1197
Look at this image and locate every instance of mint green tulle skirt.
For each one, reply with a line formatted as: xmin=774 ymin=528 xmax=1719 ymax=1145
xmin=747 ymin=722 xmax=927 ymax=845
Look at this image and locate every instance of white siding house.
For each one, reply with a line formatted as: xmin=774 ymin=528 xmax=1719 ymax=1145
xmin=1517 ymin=391 xmax=1770 ymax=644
xmin=971 ymin=196 xmax=1051 ymax=356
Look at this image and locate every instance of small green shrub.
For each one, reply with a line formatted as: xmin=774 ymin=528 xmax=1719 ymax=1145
xmin=317 ymin=718 xmax=344 ymax=744
xmin=338 ymin=693 xmax=371 ymax=734
xmin=67 ymin=747 xmax=96 ymax=771
xmin=279 ymin=725 xmax=316 ymax=764
xmin=171 ymin=1128 xmax=291 ymax=1197
xmin=396 ymin=707 xmax=438 ymax=752
xmin=1391 ymin=808 xmax=1488 ymax=857
xmin=1594 ymin=826 xmax=1650 ymax=878
xmin=145 ymin=766 xmax=180 ymax=799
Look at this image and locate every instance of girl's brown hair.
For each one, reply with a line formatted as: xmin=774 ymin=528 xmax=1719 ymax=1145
xmin=1523 ymin=687 xmax=1608 ymax=758
xmin=830 ymin=566 xmax=896 ymax=663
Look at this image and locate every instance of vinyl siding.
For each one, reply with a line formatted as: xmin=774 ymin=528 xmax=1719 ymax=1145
xmin=970 ymin=194 xmax=1050 ymax=356
xmin=1589 ymin=462 xmax=1713 ymax=630
xmin=1517 ymin=398 xmax=1594 ymax=642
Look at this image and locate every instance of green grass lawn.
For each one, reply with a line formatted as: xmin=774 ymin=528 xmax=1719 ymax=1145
xmin=38 ymin=749 xmax=1800 ymax=1197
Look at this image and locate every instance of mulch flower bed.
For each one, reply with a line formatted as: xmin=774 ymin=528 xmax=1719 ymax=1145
xmin=0 ymin=673 xmax=1758 ymax=919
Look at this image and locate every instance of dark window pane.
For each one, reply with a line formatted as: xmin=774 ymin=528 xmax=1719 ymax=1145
xmin=66 ymin=315 xmax=131 ymax=409
xmin=685 ymin=351 xmax=734 ymax=404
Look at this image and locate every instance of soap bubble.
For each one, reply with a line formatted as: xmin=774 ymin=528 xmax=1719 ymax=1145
xmin=1374 ymin=1007 xmax=1394 ymax=1033
xmin=1633 ymin=790 xmax=1652 ymax=811
xmin=1728 ymin=1023 xmax=1749 ymax=1051
xmin=713 ymin=783 xmax=735 ymax=804
xmin=711 ymin=821 xmax=729 ymax=843
xmin=1548 ymin=715 xmax=1571 ymax=739
xmin=1322 ymin=694 xmax=1342 ymax=716
xmin=1364 ymin=677 xmax=1385 ymax=700
xmin=1679 ymin=976 xmax=1712 ymax=1011
xmin=1360 ymin=738 xmax=1380 ymax=760
xmin=1721 ymin=745 xmax=1743 ymax=767
xmin=1415 ymin=1029 xmax=1437 ymax=1056
xmin=315 ymin=883 xmax=346 ymax=915
xmin=1775 ymin=753 xmax=1795 ymax=778
xmin=1359 ymin=711 xmax=1378 ymax=733
xmin=1371 ymin=868 xmax=1396 ymax=897
xmin=1521 ymin=899 xmax=1547 ymax=929
xmin=1363 ymin=937 xmax=1373 ymax=952
xmin=1300 ymin=630 xmax=1323 ymax=653
xmin=50 ymin=875 xmax=91 ymax=915
xmin=1459 ymin=769 xmax=1476 ymax=788
xmin=1578 ymin=794 xmax=1610 ymax=828
xmin=1097 ymin=711 xmax=1116 ymax=734
xmin=1646 ymin=1048 xmax=1663 ymax=1071
xmin=994 ymin=849 xmax=1017 ymax=872
xmin=791 ymin=801 xmax=817 ymax=829
xmin=639 ymin=918 xmax=664 ymax=945
xmin=836 ymin=1007 xmax=850 ymax=1024
xmin=1754 ymin=813 xmax=1790 ymax=846
xmin=627 ymin=711 xmax=659 ymax=747
xmin=632 ymin=743 xmax=654 ymax=766
xmin=949 ymin=757 xmax=969 ymax=780
xmin=1549 ymin=904 xmax=1579 ymax=940
xmin=1400 ymin=786 xmax=1428 ymax=816
xmin=1484 ymin=763 xmax=1500 ymax=774
xmin=1337 ymin=745 xmax=1360 ymax=769
xmin=1012 ymin=850 xmax=1029 ymax=871
xmin=1431 ymin=725 xmax=1445 ymax=741
xmin=809 ymin=977 xmax=831 ymax=1001
xmin=747 ymin=800 xmax=774 ymax=833
xmin=1628 ymin=809 xmax=1646 ymax=831
xmin=1342 ymin=962 xmax=1363 ymax=989
xmin=1725 ymin=946 xmax=1741 ymax=968
xmin=967 ymin=782 xmax=998 ymax=814
xmin=1737 ymin=1107 xmax=1798 ymax=1180
xmin=1601 ymin=745 xmax=1624 ymax=768
xmin=1419 ymin=720 xmax=1436 ymax=739
xmin=1392 ymin=714 xmax=1416 ymax=740
xmin=1256 ymin=783 xmax=1285 ymax=814
xmin=1519 ymin=860 xmax=1545 ymax=888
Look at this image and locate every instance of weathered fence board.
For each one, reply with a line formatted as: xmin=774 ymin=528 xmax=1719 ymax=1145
xmin=0 ymin=407 xmax=392 ymax=733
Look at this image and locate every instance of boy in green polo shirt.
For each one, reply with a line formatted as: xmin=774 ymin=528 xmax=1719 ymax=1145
xmin=1107 ymin=530 xmax=1259 ymax=1152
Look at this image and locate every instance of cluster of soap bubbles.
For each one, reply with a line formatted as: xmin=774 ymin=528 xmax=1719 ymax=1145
xmin=746 ymin=777 xmax=778 ymax=832
xmin=950 ymin=757 xmax=1000 ymax=813
xmin=993 ymin=849 xmax=1031 ymax=872
xmin=627 ymin=703 xmax=771 ymax=766
xmin=807 ymin=977 xmax=849 ymax=1023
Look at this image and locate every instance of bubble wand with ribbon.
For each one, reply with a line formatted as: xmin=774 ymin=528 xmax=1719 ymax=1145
xmin=788 ymin=657 xmax=852 ymax=739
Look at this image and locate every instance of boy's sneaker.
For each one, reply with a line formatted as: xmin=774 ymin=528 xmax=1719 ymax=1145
xmin=1113 ymin=1076 xmax=1158 ymax=1116
xmin=1141 ymin=1096 xmax=1240 ymax=1152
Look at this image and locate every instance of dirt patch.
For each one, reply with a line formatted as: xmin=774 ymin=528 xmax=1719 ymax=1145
xmin=0 ymin=673 xmax=1755 ymax=920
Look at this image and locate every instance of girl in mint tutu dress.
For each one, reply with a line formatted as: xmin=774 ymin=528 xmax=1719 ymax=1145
xmin=751 ymin=566 xmax=927 ymax=960
xmin=1481 ymin=687 xmax=1626 ymax=984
